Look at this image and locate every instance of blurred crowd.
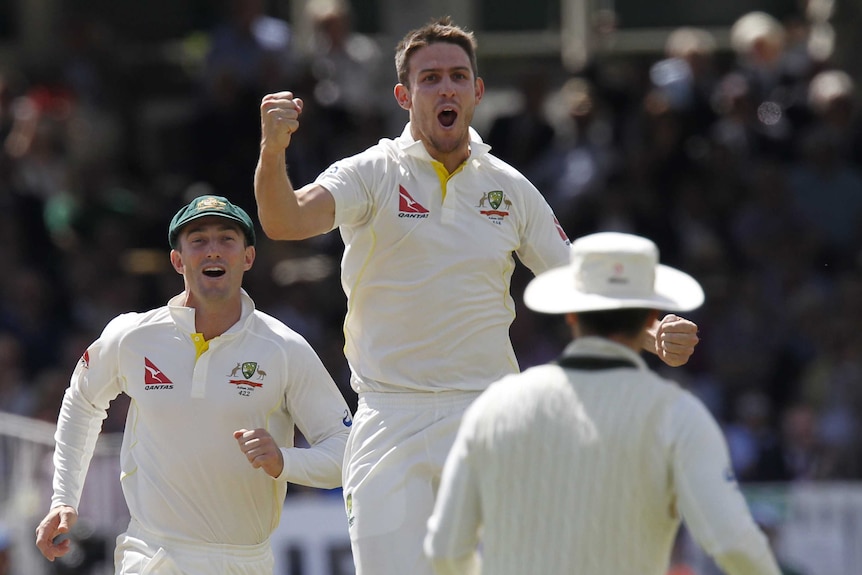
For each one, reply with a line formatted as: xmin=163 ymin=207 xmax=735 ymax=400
xmin=0 ymin=0 xmax=861 ymax=491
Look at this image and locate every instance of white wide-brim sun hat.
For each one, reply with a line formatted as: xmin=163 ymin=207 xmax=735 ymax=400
xmin=524 ymin=232 xmax=705 ymax=314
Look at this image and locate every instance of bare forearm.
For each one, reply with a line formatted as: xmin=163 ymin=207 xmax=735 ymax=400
xmin=642 ymin=318 xmax=659 ymax=355
xmin=256 ymin=91 xmax=335 ymax=240
xmin=254 ymin=147 xmax=301 ymax=239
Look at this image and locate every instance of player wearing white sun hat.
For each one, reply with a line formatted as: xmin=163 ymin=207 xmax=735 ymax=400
xmin=426 ymin=232 xmax=781 ymax=575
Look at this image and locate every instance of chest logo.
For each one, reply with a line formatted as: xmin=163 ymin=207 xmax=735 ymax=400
xmin=144 ymin=358 xmax=173 ymax=390
xmin=228 ymin=361 xmax=265 ymax=394
xmin=398 ymin=186 xmax=429 ymax=218
xmin=478 ymin=190 xmax=511 ymax=223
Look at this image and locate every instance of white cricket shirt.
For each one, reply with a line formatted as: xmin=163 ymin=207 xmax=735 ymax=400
xmin=425 ymin=337 xmax=782 ymax=575
xmin=51 ymin=290 xmax=351 ymax=546
xmin=316 ymin=124 xmax=571 ymax=393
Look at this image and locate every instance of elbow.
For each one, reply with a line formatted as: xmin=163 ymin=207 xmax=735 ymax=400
xmin=257 ymin=216 xmax=311 ymax=242
xmin=257 ymin=217 xmax=292 ymax=241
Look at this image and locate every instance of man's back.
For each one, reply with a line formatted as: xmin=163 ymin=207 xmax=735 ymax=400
xmin=465 ymin=352 xmax=683 ymax=574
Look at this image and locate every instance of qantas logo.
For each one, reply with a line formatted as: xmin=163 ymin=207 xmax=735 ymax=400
xmin=144 ymin=358 xmax=173 ymax=390
xmin=398 ymin=186 xmax=429 ymax=218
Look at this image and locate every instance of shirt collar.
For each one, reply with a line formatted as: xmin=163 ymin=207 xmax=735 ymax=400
xmin=559 ymin=337 xmax=648 ymax=370
xmin=167 ymin=288 xmax=255 ymax=335
xmin=396 ymin=122 xmax=491 ymax=162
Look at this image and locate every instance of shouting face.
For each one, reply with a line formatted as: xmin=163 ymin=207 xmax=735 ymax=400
xmin=170 ymin=217 xmax=255 ymax=306
xmin=395 ymin=42 xmax=485 ymax=171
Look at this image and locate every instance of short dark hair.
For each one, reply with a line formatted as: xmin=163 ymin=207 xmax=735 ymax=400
xmin=394 ymin=16 xmax=479 ymax=87
xmin=576 ymin=308 xmax=654 ymax=339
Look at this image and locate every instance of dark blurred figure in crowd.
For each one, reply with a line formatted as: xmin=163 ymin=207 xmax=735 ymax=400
xmin=724 ymin=11 xmax=812 ymax=162
xmin=203 ymin=0 xmax=295 ymax=100
xmin=724 ymin=391 xmax=785 ymax=482
xmin=193 ymin=0 xmax=298 ymax=209
xmin=787 ymin=111 xmax=862 ymax=266
xmin=301 ymin=0 xmax=391 ymax=174
xmin=773 ymin=403 xmax=836 ymax=480
xmin=486 ymin=70 xmax=556 ymax=174
xmin=531 ymin=76 xmax=620 ymax=231
xmin=649 ymin=26 xmax=719 ymax=139
xmin=803 ymin=69 xmax=862 ymax=168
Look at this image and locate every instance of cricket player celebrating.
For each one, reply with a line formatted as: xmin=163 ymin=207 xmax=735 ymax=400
xmin=425 ymin=232 xmax=782 ymax=575
xmin=255 ymin=17 xmax=701 ymax=575
xmin=35 ymin=195 xmax=352 ymax=574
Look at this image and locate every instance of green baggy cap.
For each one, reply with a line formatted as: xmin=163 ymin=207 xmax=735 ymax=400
xmin=168 ymin=195 xmax=256 ymax=248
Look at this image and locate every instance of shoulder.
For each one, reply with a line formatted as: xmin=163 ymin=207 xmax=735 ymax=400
xmin=471 ymin=365 xmax=566 ymax=414
xmin=475 ymin=153 xmax=545 ymax=198
xmin=319 ymin=139 xmax=397 ymax=178
xmin=247 ymin=310 xmax=318 ymax=351
xmin=101 ymin=307 xmax=170 ymax=340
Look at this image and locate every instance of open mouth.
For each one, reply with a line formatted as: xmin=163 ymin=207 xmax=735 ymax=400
xmin=438 ymin=108 xmax=457 ymax=127
xmin=203 ymin=267 xmax=226 ymax=278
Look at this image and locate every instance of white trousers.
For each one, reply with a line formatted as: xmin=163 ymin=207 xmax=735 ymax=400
xmin=343 ymin=390 xmax=481 ymax=575
xmin=114 ymin=519 xmax=274 ymax=575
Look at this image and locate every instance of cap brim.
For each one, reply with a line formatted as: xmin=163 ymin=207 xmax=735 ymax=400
xmin=170 ymin=212 xmax=253 ymax=247
xmin=524 ymin=264 xmax=705 ymax=314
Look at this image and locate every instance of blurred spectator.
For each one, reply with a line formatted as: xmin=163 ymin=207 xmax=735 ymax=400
xmin=774 ymin=402 xmax=837 ymax=480
xmin=0 ymin=332 xmax=31 ymax=416
xmin=203 ymin=0 xmax=296 ymax=100
xmin=724 ymin=391 xmax=785 ymax=482
xmin=803 ymin=68 xmax=862 ymax=167
xmin=724 ymin=11 xmax=811 ymax=161
xmin=0 ymin=267 xmax=68 ymax=372
xmin=532 ymin=76 xmax=620 ymax=222
xmin=301 ymin=0 xmax=391 ymax=173
xmin=193 ymin=0 xmax=298 ymax=208
xmin=787 ymin=118 xmax=862 ymax=263
xmin=486 ymin=70 xmax=556 ymax=173
xmin=649 ymin=26 xmax=719 ymax=137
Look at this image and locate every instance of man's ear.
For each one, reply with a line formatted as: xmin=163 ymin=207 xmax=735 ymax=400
xmin=474 ymin=77 xmax=485 ymax=104
xmin=169 ymin=249 xmax=184 ymax=275
xmin=244 ymin=246 xmax=256 ymax=271
xmin=394 ymin=84 xmax=411 ymax=110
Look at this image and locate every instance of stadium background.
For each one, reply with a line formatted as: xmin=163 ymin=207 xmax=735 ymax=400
xmin=1 ymin=0 xmax=862 ymax=573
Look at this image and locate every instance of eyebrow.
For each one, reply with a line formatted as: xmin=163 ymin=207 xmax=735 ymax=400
xmin=417 ymin=65 xmax=471 ymax=76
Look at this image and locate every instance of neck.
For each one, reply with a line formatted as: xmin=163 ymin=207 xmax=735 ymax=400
xmin=426 ymin=143 xmax=470 ymax=175
xmin=183 ymin=294 xmax=243 ymax=340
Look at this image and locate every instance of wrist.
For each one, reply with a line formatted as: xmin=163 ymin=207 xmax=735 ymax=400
xmin=259 ymin=142 xmax=288 ymax=161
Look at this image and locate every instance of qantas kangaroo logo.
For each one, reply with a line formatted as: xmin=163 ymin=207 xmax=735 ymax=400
xmin=144 ymin=358 xmax=173 ymax=389
xmin=398 ymin=186 xmax=429 ymax=218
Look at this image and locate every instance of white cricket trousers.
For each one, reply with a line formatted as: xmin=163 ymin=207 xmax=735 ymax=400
xmin=343 ymin=389 xmax=481 ymax=575
xmin=114 ymin=519 xmax=274 ymax=575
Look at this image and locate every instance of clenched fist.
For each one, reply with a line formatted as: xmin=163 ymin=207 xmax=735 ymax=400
xmin=260 ymin=91 xmax=304 ymax=152
xmin=653 ymin=313 xmax=700 ymax=367
xmin=234 ymin=428 xmax=285 ymax=478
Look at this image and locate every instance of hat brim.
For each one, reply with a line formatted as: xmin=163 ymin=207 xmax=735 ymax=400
xmin=169 ymin=212 xmax=255 ymax=248
xmin=524 ymin=263 xmax=704 ymax=314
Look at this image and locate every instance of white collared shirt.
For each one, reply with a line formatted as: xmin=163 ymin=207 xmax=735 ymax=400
xmin=316 ymin=124 xmax=571 ymax=393
xmin=51 ymin=290 xmax=351 ymax=545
